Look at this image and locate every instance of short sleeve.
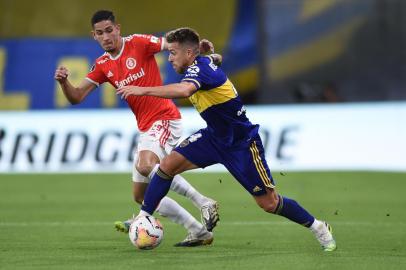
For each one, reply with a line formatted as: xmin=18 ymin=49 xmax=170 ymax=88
xmin=130 ymin=34 xmax=163 ymax=56
xmin=86 ymin=62 xmax=107 ymax=86
xmin=181 ymin=65 xmax=203 ymax=90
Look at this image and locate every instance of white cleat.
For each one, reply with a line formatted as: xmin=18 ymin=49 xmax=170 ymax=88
xmin=174 ymin=231 xmax=214 ymax=247
xmin=313 ymin=221 xmax=337 ymax=251
xmin=200 ymin=200 xmax=219 ymax=232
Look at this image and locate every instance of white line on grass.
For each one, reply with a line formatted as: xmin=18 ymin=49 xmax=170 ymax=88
xmin=0 ymin=221 xmax=404 ymax=227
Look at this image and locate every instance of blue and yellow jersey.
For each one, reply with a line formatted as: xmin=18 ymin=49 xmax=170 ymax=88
xmin=181 ymin=55 xmax=259 ymax=147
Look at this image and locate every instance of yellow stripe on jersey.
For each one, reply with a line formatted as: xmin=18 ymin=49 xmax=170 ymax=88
xmin=250 ymin=141 xmax=275 ymax=188
xmin=188 ymin=79 xmax=237 ymax=113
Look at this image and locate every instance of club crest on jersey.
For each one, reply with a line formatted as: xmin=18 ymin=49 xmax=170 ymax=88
xmin=126 ymin=58 xmax=137 ymax=69
xmin=187 ymin=66 xmax=200 ymax=74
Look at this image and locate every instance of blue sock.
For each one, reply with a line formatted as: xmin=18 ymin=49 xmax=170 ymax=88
xmin=275 ymin=195 xmax=315 ymax=227
xmin=141 ymin=167 xmax=173 ymax=215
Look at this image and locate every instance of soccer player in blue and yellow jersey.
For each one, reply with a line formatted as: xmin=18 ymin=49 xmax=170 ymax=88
xmin=117 ymin=27 xmax=337 ymax=251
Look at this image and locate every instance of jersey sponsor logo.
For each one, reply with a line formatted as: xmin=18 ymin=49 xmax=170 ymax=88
xmin=185 ymin=73 xmax=198 ymax=78
xmin=187 ymin=66 xmax=200 ymax=74
xmin=126 ymin=58 xmax=137 ymax=69
xmin=107 ymin=70 xmax=114 ymax=78
xmin=114 ymin=68 xmax=145 ymax=88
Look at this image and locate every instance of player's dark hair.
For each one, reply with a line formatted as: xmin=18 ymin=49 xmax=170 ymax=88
xmin=166 ymin=27 xmax=200 ymax=53
xmin=91 ymin=10 xmax=115 ymax=27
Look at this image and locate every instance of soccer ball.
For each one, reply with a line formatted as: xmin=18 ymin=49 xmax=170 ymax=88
xmin=128 ymin=215 xmax=164 ymax=250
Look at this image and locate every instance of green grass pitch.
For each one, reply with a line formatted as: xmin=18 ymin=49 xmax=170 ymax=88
xmin=1 ymin=172 xmax=405 ymax=270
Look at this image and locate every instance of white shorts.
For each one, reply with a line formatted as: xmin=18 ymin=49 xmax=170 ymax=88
xmin=132 ymin=119 xmax=183 ymax=183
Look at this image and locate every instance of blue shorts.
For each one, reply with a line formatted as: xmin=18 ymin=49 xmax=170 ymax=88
xmin=174 ymin=129 xmax=275 ymax=196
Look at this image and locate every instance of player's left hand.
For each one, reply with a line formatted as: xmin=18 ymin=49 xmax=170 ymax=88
xmin=199 ymin=39 xmax=214 ymax=54
xmin=116 ymin=86 xmax=142 ymax=99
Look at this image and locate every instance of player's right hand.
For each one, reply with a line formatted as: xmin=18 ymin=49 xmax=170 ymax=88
xmin=54 ymin=66 xmax=69 ymax=83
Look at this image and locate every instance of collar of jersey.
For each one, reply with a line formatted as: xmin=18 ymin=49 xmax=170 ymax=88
xmin=107 ymin=37 xmax=125 ymax=60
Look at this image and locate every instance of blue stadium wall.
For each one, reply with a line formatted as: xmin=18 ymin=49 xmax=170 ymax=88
xmin=2 ymin=0 xmax=404 ymax=110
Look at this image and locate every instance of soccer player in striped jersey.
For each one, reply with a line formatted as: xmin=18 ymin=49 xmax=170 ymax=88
xmin=116 ymin=27 xmax=337 ymax=251
xmin=54 ymin=11 xmax=219 ymax=247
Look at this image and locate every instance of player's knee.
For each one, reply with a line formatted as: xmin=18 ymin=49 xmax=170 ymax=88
xmin=261 ymin=203 xmax=278 ymax=213
xmin=159 ymin=158 xmax=176 ymax=176
xmin=257 ymin=197 xmax=279 ymax=213
xmin=135 ymin=163 xmax=155 ymax=177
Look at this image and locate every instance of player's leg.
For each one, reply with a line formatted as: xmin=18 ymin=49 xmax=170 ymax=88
xmin=147 ymin=163 xmax=219 ymax=232
xmin=116 ymin=123 xmax=212 ymax=245
xmin=163 ymin=120 xmax=219 ymax=231
xmin=222 ymin=135 xmax=336 ymax=251
xmin=140 ymin=150 xmax=214 ymax=246
xmin=116 ymin=151 xmax=211 ymax=244
xmin=114 ymin=151 xmax=152 ymax=233
xmin=140 ymin=150 xmax=200 ymax=216
xmin=140 ymin=130 xmax=218 ymax=246
xmin=249 ymin=136 xmax=335 ymax=251
xmin=144 ymin=129 xmax=219 ymax=208
xmin=137 ymin=120 xmax=218 ymax=225
xmin=115 ymin=148 xmax=158 ymax=231
xmin=171 ymin=173 xmax=218 ymax=229
xmin=253 ymin=188 xmax=336 ymax=251
xmin=134 ymin=149 xmax=160 ymax=180
xmin=253 ymin=188 xmax=316 ymax=227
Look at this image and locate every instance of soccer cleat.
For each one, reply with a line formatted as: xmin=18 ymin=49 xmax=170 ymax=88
xmin=313 ymin=221 xmax=337 ymax=251
xmin=114 ymin=219 xmax=132 ymax=234
xmin=174 ymin=231 xmax=214 ymax=247
xmin=200 ymin=200 xmax=220 ymax=232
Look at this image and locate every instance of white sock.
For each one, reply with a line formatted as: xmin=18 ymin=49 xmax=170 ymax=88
xmin=156 ymin=197 xmax=205 ymax=236
xmin=309 ymin=219 xmax=323 ymax=232
xmin=138 ymin=210 xmax=150 ymax=217
xmin=170 ymin=174 xmax=210 ymax=208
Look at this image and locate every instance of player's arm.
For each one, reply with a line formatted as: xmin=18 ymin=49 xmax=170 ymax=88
xmin=54 ymin=66 xmax=96 ymax=104
xmin=117 ymin=82 xmax=197 ymax=100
